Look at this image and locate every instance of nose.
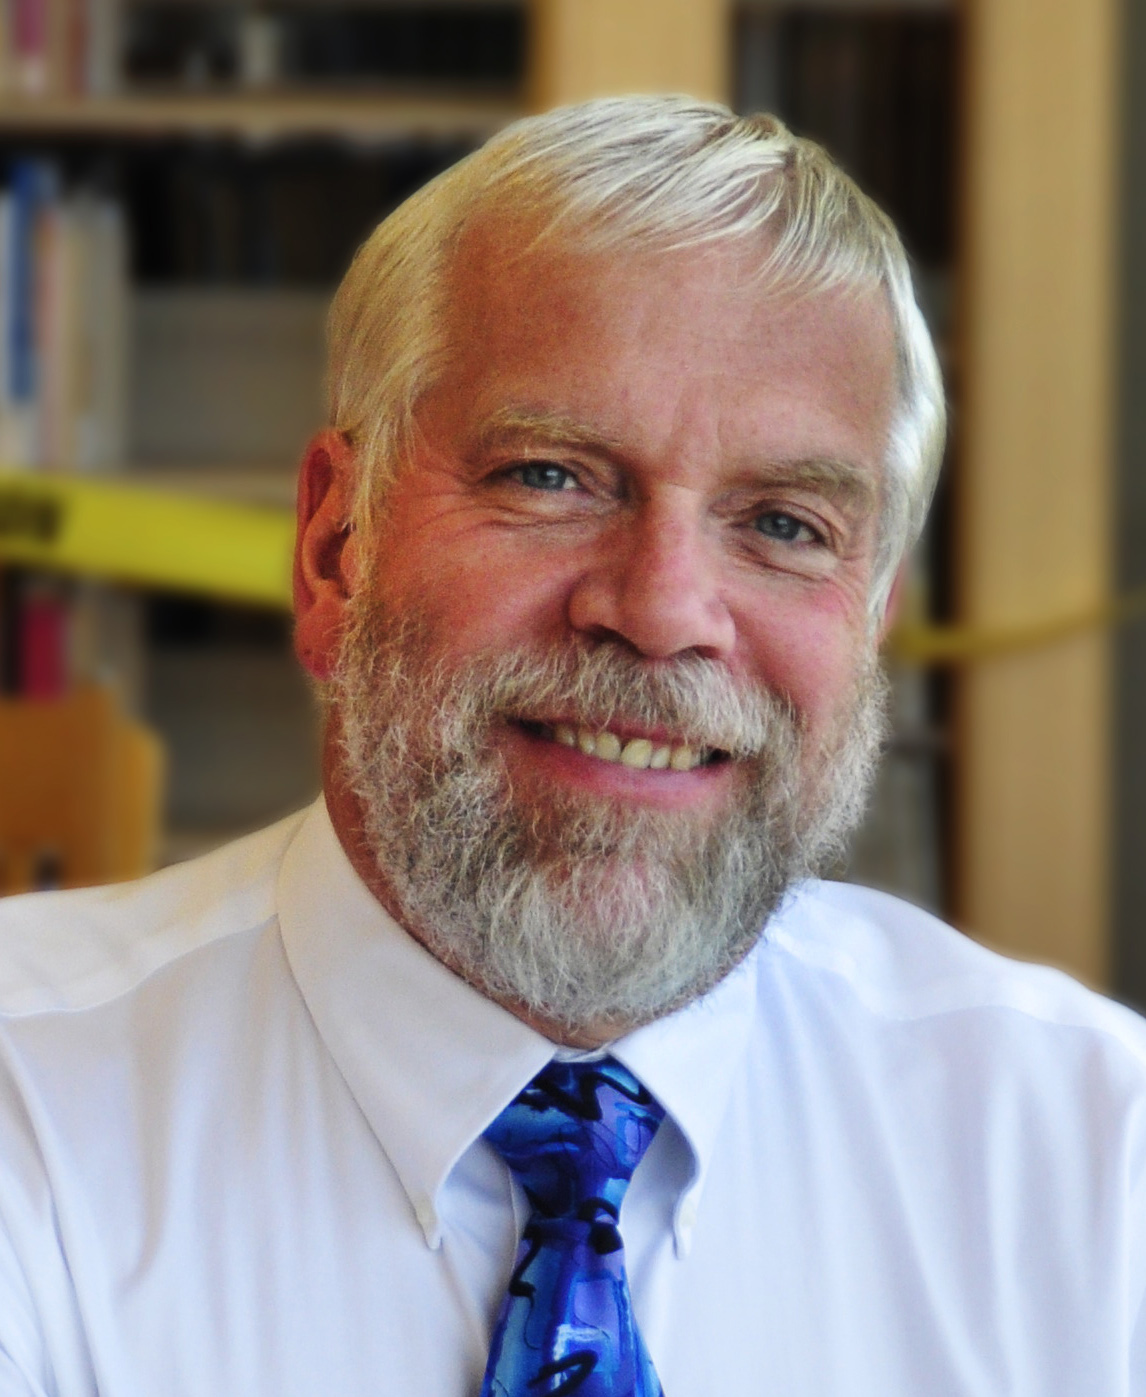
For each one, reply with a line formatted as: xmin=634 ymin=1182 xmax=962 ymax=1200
xmin=567 ymin=499 xmax=736 ymax=660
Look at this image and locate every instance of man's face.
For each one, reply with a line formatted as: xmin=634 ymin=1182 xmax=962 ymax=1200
xmin=358 ymin=230 xmax=896 ymax=807
xmin=312 ymin=228 xmax=899 ymax=1042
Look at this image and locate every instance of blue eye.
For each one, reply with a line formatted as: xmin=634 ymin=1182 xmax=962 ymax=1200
xmin=755 ymin=511 xmax=813 ymax=543
xmin=515 ymin=462 xmax=575 ymax=491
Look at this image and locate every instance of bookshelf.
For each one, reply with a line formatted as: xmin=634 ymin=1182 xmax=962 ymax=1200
xmin=734 ymin=0 xmax=957 ymax=916
xmin=732 ymin=0 xmax=1127 ymax=995
xmin=0 ymin=92 xmax=521 ymax=140
xmin=0 ymin=0 xmax=1121 ymax=998
xmin=0 ymin=0 xmax=964 ymax=890
xmin=0 ymin=1 xmax=540 ymax=858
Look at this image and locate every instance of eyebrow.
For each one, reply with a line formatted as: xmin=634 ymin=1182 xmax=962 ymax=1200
xmin=473 ymin=405 xmax=878 ymax=510
xmin=473 ymin=406 xmax=627 ymax=458
xmin=750 ymin=457 xmax=879 ymax=511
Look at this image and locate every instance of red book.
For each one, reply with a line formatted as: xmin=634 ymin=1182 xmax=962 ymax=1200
xmin=19 ymin=585 xmax=68 ymax=699
xmin=12 ymin=0 xmax=48 ymax=95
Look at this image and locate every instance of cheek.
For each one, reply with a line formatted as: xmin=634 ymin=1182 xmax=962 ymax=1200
xmin=735 ymin=599 xmax=868 ymax=730
xmin=375 ymin=529 xmax=575 ymax=654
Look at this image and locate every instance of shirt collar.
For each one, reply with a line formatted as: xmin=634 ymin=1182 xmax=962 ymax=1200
xmin=277 ymin=799 xmax=759 ymax=1255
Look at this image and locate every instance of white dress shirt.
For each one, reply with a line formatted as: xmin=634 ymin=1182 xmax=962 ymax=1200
xmin=0 ymin=797 xmax=1144 ymax=1395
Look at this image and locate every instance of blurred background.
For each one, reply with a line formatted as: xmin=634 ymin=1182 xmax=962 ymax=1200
xmin=0 ymin=0 xmax=1136 ymax=1005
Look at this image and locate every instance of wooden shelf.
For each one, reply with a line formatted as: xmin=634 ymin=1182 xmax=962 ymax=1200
xmin=0 ymin=91 xmax=523 ymax=142
xmin=737 ymin=0 xmax=953 ymax=9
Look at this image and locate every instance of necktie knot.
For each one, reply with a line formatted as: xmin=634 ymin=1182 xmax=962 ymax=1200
xmin=484 ymin=1059 xmax=665 ymax=1221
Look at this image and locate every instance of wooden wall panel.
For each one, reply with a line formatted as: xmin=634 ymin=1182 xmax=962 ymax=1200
xmin=1114 ymin=0 xmax=1146 ymax=1008
xmin=957 ymin=0 xmax=1118 ymax=983
xmin=529 ymin=0 xmax=728 ymax=109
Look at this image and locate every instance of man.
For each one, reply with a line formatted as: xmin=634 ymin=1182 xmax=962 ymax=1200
xmin=0 ymin=96 xmax=1143 ymax=1395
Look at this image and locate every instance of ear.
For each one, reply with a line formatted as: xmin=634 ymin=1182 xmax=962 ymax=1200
xmin=877 ymin=560 xmax=910 ymax=644
xmin=293 ymin=429 xmax=362 ymax=681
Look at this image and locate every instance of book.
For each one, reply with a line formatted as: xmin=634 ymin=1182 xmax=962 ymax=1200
xmin=17 ymin=571 xmax=67 ymax=697
xmin=0 ymin=156 xmax=127 ymax=471
xmin=0 ymin=0 xmax=119 ymax=96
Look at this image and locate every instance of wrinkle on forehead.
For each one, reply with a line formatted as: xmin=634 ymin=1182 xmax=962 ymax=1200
xmin=451 ymin=206 xmax=896 ymax=325
xmin=428 ymin=231 xmax=897 ymax=544
xmin=446 ymin=232 xmax=897 ymax=401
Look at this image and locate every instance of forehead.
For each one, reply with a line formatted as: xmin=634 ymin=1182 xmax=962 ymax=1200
xmin=429 ymin=220 xmax=898 ymax=485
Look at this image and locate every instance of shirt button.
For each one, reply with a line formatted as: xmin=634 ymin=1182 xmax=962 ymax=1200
xmin=678 ymin=1198 xmax=698 ymax=1231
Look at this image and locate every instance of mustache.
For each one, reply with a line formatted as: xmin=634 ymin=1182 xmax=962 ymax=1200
xmin=412 ymin=639 xmax=801 ymax=762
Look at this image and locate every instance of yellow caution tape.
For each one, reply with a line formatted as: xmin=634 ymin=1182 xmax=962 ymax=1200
xmin=889 ymin=585 xmax=1146 ymax=665
xmin=0 ymin=468 xmax=295 ymax=608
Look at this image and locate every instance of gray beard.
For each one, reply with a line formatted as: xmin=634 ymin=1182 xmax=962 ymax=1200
xmin=332 ymin=598 xmax=888 ymax=1037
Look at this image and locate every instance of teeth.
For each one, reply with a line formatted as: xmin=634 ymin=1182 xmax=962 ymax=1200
xmin=669 ymin=744 xmax=696 ymax=772
xmin=620 ymin=738 xmax=653 ymax=769
xmin=561 ymin=725 xmax=708 ymax=771
xmin=595 ymin=731 xmax=622 ymax=762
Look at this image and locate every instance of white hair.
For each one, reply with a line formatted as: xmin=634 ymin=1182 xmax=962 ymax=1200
xmin=327 ymin=95 xmax=947 ymax=614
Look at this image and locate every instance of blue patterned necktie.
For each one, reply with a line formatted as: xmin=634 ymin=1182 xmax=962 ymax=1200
xmin=480 ymin=1058 xmax=666 ymax=1397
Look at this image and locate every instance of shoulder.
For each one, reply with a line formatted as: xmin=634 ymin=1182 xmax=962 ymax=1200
xmin=0 ymin=806 xmax=311 ymax=1019
xmin=763 ymin=880 xmax=1146 ymax=1069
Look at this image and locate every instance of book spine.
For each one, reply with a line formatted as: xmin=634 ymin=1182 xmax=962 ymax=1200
xmin=60 ymin=0 xmax=87 ymax=95
xmin=6 ymin=159 xmax=47 ymax=469
xmin=0 ymin=0 xmax=11 ymax=95
xmin=77 ymin=194 xmax=126 ymax=470
xmin=11 ymin=0 xmax=47 ymax=95
xmin=85 ymin=0 xmax=118 ymax=95
xmin=18 ymin=574 xmax=68 ymax=698
xmin=27 ymin=161 xmax=59 ymax=468
xmin=0 ymin=168 xmax=127 ymax=472
xmin=36 ymin=191 xmax=74 ymax=468
xmin=0 ymin=191 xmax=13 ymax=464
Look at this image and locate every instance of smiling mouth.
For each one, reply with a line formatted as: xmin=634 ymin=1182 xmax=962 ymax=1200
xmin=514 ymin=720 xmax=727 ymax=772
